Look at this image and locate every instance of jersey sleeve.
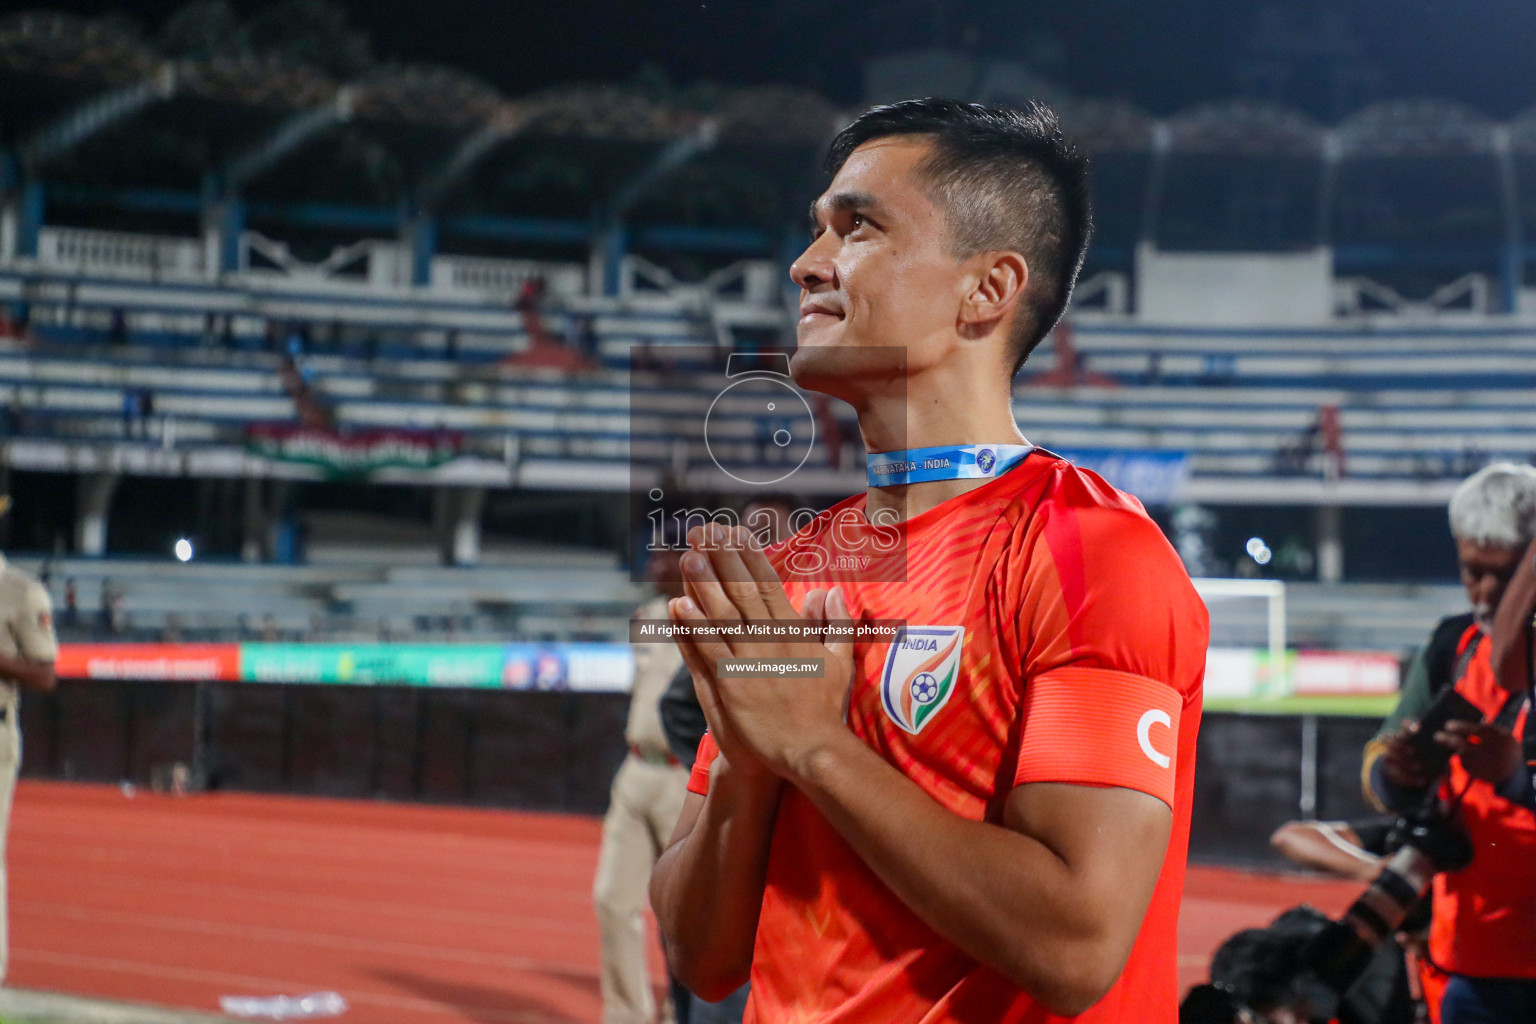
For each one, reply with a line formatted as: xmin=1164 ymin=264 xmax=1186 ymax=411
xmin=13 ymin=580 xmax=57 ymax=663
xmin=687 ymin=731 xmax=720 ymax=796
xmin=1363 ymin=626 xmax=1443 ymax=809
xmin=1011 ymin=496 xmax=1208 ymax=809
xmin=1376 ymin=644 xmax=1434 ymax=741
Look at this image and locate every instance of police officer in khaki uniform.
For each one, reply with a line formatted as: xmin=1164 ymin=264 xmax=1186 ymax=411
xmin=0 ymin=494 xmax=59 ymax=982
xmin=594 ymin=545 xmax=689 ymax=1024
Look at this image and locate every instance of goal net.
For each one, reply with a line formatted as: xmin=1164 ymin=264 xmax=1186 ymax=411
xmin=1193 ymin=578 xmax=1287 ymax=701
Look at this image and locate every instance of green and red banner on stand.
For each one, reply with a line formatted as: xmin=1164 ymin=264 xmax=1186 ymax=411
xmin=245 ymin=425 xmax=463 ymax=478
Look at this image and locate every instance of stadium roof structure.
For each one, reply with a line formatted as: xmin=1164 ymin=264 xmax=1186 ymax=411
xmin=1162 ymin=100 xmax=1324 ymax=157
xmin=8 ymin=9 xmax=1536 ymax=292
xmin=0 ymin=13 xmax=841 ymax=150
xmin=13 ymin=11 xmax=1536 ymax=169
xmin=1337 ymin=100 xmax=1503 ymax=157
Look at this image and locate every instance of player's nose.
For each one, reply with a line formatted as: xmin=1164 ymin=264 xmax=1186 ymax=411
xmin=790 ymin=232 xmax=837 ymax=293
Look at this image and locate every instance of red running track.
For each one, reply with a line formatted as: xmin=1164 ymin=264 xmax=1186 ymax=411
xmin=10 ymin=781 xmax=1361 ymax=1022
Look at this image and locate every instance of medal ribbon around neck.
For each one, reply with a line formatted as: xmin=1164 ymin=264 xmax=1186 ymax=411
xmin=866 ymin=443 xmax=1034 ymax=487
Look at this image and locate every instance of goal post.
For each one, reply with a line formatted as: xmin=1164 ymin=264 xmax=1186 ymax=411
xmin=1192 ymin=578 xmax=1287 ymax=699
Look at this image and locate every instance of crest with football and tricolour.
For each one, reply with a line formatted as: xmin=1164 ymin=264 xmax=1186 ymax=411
xmin=879 ymin=626 xmax=965 ymax=735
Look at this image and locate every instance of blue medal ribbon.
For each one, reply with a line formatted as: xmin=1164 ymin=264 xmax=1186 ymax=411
xmin=867 ymin=443 xmax=1034 ymax=487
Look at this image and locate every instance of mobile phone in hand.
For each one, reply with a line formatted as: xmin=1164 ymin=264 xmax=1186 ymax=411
xmin=1408 ymin=688 xmax=1485 ymax=779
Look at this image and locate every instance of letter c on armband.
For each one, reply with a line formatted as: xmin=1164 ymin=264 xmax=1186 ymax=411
xmin=1137 ymin=709 xmax=1173 ymax=770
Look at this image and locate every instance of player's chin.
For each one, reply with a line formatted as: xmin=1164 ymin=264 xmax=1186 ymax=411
xmin=795 ymin=314 xmax=846 ymax=349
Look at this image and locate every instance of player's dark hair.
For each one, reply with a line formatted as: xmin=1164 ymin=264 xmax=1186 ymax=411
xmin=825 ymin=98 xmax=1092 ymax=378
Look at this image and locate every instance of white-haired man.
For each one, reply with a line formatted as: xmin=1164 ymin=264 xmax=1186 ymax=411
xmin=1364 ymin=462 xmax=1536 ymax=1024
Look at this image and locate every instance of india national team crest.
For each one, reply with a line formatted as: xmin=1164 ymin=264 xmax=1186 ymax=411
xmin=880 ymin=626 xmax=965 ymax=735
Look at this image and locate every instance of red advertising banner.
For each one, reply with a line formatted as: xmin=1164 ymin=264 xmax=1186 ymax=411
xmin=1292 ymin=651 xmax=1401 ymax=696
xmin=55 ymin=644 xmax=241 ymax=682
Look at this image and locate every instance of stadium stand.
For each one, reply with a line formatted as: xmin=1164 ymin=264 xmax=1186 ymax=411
xmin=3 ymin=7 xmax=1535 ymax=654
xmin=7 ymin=552 xmax=1464 ymax=651
xmin=11 ymin=546 xmax=645 ymax=643
xmin=6 ymin=315 xmax=1536 ymax=484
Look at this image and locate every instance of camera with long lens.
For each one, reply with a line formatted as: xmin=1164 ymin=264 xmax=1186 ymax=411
xmin=1181 ymin=683 xmax=1483 ymax=1024
xmin=1297 ymin=803 xmax=1472 ymax=992
xmin=1296 ymin=681 xmax=1485 ymax=996
xmin=1180 ymin=809 xmax=1471 ymax=1024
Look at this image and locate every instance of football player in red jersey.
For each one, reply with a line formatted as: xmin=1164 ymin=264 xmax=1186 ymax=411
xmin=650 ymin=99 xmax=1209 ymax=1023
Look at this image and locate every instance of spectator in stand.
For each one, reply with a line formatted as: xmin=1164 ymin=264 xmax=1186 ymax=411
xmin=121 ymin=389 xmax=153 ymax=440
xmin=96 ymin=578 xmax=114 ymax=636
xmin=109 ymin=308 xmax=128 ymax=348
xmin=507 ymin=277 xmax=597 ymax=372
xmin=1020 ymin=320 xmax=1115 ymax=388
xmin=572 ymin=315 xmax=599 ymax=360
xmin=60 ymin=580 xmax=77 ymax=632
xmin=94 ymin=580 xmax=126 ymax=637
xmin=1319 ymin=405 xmax=1346 ymax=479
xmin=514 ymin=277 xmax=545 ymax=315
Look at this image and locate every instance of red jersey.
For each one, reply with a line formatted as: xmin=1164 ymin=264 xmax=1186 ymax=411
xmin=689 ymin=452 xmax=1209 ymax=1023
xmin=1430 ymin=634 xmax=1536 ymax=979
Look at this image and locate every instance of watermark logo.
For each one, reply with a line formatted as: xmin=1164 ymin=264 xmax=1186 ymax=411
xmin=704 ymin=354 xmax=817 ymax=486
xmin=628 ymin=345 xmax=909 ymax=585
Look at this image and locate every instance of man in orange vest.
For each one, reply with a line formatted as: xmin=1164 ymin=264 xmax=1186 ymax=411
xmin=1365 ymin=463 xmax=1536 ymax=1024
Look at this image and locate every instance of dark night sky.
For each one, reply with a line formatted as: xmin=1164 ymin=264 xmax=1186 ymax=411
xmin=6 ymin=0 xmax=1536 ymax=119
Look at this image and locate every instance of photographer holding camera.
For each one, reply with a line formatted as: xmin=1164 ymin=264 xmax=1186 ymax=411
xmin=1362 ymin=463 xmax=1536 ymax=1024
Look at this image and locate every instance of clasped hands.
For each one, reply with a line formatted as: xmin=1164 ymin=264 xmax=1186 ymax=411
xmin=668 ymin=524 xmax=856 ymax=782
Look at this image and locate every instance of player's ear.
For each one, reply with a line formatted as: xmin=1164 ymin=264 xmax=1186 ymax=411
xmin=958 ymin=251 xmax=1028 ymax=334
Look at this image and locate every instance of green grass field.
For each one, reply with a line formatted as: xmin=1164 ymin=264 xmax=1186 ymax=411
xmin=1203 ymin=694 xmax=1396 ymax=717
